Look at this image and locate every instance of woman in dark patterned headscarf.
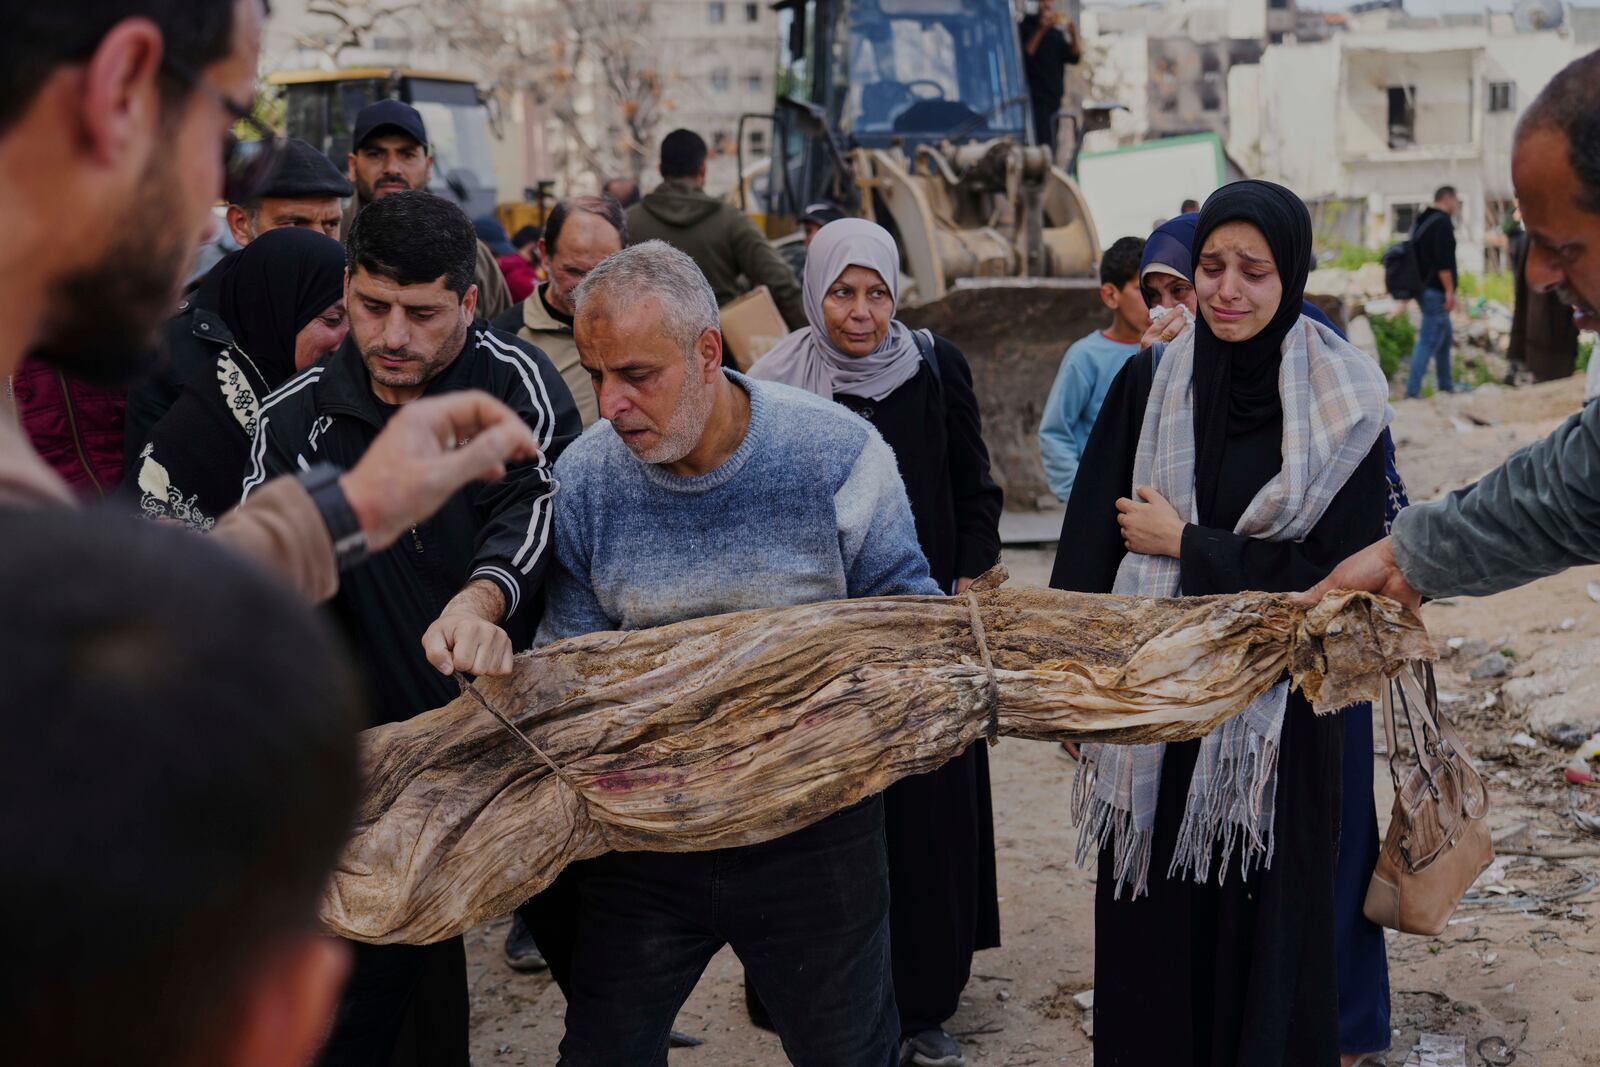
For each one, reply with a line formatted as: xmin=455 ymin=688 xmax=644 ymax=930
xmin=128 ymin=227 xmax=347 ymax=529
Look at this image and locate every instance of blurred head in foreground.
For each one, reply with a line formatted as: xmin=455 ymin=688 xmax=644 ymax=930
xmin=0 ymin=509 xmax=363 ymax=1067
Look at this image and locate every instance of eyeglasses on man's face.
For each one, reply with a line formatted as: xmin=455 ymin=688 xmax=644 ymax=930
xmin=160 ymin=56 xmax=286 ymax=205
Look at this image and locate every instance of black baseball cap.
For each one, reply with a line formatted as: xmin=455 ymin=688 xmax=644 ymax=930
xmin=351 ymin=100 xmax=429 ymax=153
xmin=801 ymin=200 xmax=849 ymax=227
xmin=246 ymin=138 xmax=353 ymax=202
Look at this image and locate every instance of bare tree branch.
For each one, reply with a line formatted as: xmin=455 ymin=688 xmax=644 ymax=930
xmin=293 ymin=0 xmax=668 ymax=190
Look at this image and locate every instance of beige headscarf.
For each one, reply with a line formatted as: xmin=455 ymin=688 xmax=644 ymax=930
xmin=748 ymin=219 xmax=923 ymax=402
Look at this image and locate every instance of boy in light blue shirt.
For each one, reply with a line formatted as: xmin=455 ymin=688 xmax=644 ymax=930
xmin=1039 ymin=235 xmax=1149 ymax=503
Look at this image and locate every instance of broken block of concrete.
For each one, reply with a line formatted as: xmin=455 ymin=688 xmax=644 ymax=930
xmin=1501 ymin=637 xmax=1600 ymax=746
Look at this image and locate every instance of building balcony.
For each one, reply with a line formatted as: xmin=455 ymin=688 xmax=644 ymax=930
xmin=1338 ymin=140 xmax=1480 ymax=164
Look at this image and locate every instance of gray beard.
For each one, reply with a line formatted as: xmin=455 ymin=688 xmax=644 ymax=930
xmin=636 ymin=369 xmax=717 ymax=466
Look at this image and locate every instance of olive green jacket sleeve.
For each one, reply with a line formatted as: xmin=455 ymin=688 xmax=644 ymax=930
xmin=474 ymin=240 xmax=512 ymax=322
xmin=1392 ymin=399 xmax=1600 ymax=598
xmin=729 ymin=213 xmax=807 ymax=330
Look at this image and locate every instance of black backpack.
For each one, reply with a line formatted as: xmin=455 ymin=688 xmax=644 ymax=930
xmin=1383 ymin=212 xmax=1445 ymax=300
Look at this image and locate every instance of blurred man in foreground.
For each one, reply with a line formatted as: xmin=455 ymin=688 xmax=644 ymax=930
xmin=0 ymin=3 xmax=541 ymax=1061
xmin=0 ymin=510 xmax=363 ymax=1067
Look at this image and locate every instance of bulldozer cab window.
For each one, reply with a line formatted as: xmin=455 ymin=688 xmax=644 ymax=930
xmin=776 ymin=1 xmax=817 ymax=102
xmin=842 ymin=0 xmax=1027 ymax=143
xmin=408 ymin=81 xmax=498 ymax=219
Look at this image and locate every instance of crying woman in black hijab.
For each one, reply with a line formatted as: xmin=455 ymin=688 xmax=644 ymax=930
xmin=127 ymin=227 xmax=348 ymax=530
xmin=1050 ymin=180 xmax=1392 ymax=1066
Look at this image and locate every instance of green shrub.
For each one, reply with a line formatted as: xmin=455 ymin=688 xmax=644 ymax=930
xmin=1452 ymin=351 xmax=1497 ymax=389
xmin=1368 ymin=312 xmax=1416 ymax=380
xmin=1326 ymin=242 xmax=1384 ymax=270
xmin=1459 ymin=271 xmax=1514 ymax=307
xmin=1580 ymin=336 xmax=1594 ymax=373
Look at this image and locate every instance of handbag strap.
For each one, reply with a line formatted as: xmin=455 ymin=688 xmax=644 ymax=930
xmin=1386 ymin=661 xmax=1492 ymax=818
xmin=1381 ymin=668 xmax=1403 ymax=792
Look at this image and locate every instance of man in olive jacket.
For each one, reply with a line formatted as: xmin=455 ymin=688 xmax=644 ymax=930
xmin=625 ymin=129 xmax=806 ymax=330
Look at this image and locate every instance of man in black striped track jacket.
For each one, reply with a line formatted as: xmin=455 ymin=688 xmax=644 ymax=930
xmin=241 ymin=191 xmax=580 ymax=1066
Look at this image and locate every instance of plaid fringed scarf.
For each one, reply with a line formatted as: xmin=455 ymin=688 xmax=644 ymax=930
xmin=1072 ymin=316 xmax=1392 ymax=897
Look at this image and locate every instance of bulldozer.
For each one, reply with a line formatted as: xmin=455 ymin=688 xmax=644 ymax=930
xmin=740 ymin=0 xmax=1111 ymax=507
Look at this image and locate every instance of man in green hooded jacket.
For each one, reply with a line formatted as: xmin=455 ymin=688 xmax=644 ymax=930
xmin=625 ymin=129 xmax=806 ymax=330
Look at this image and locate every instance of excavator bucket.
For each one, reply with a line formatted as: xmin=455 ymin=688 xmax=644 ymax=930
xmin=899 ymin=278 xmax=1106 ymax=511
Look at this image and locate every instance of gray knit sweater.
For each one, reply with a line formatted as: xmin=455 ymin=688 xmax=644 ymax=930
xmin=537 ymin=372 xmax=940 ymax=642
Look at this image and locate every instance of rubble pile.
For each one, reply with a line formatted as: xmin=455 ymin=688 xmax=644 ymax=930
xmin=1304 ymin=266 xmax=1517 ymax=388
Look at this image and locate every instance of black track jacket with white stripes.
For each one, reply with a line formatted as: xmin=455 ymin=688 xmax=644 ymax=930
xmin=242 ymin=322 xmax=581 ymax=726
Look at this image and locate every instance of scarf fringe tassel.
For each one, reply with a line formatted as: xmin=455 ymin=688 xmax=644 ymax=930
xmin=1071 ymin=755 xmax=1155 ymax=899
xmin=1070 ymin=733 xmax=1282 ymax=897
xmin=1167 ymin=730 xmax=1280 ymax=886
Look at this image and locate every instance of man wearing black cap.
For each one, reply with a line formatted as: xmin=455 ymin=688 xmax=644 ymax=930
xmin=344 ymin=99 xmax=512 ymax=320
xmin=224 ymin=136 xmax=351 ymax=245
xmin=800 ymin=200 xmax=849 ymax=244
xmin=778 ymin=200 xmax=850 ymax=278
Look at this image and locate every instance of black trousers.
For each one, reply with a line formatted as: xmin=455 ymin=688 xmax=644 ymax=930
xmin=884 ymin=741 xmax=1001 ymax=1034
xmin=315 ymin=937 xmax=469 ymax=1067
xmin=519 ymin=866 xmax=580 ymax=998
xmin=554 ymin=796 xmax=899 ymax=1067
xmin=1032 ymin=96 xmax=1063 ymax=154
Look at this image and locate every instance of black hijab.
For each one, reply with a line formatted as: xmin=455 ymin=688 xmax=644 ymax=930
xmin=206 ymin=226 xmax=348 ymax=387
xmin=1188 ymin=180 xmax=1313 ymax=522
xmin=129 ymin=227 xmax=346 ymax=527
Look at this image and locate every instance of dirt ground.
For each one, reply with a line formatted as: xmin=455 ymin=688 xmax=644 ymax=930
xmin=465 ymin=377 xmax=1600 ymax=1066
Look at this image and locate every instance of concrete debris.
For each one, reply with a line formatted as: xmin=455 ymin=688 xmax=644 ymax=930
xmin=1353 ymin=262 xmax=1388 ymax=298
xmin=1469 ymin=652 xmax=1512 ymax=680
xmin=1403 ymin=1033 xmax=1468 ymax=1066
xmin=1447 ymin=635 xmax=1491 ymax=660
xmin=1073 ymin=989 xmax=1094 ymax=1039
xmin=1347 ymin=315 xmax=1378 ymax=359
xmin=1304 ymin=267 xmax=1350 ymax=298
xmin=1304 ymin=263 xmax=1393 ymax=303
xmin=1502 ymin=637 xmax=1600 ymax=745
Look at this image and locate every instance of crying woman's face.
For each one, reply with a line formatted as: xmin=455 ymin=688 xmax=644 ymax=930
xmin=1194 ymin=221 xmax=1283 ymax=343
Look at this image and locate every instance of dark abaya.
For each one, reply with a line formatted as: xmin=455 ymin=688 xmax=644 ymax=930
xmin=1051 ymin=182 xmax=1388 ymax=1067
xmin=126 ymin=227 xmax=346 ymax=526
xmin=835 ymin=334 xmax=1004 ymax=1033
xmin=1509 ymin=227 xmax=1580 ymax=382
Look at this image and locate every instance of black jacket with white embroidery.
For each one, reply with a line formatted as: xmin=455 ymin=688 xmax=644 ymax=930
xmin=242 ymin=322 xmax=581 ymax=726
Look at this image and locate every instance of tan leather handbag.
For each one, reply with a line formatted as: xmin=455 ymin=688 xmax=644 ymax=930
xmin=1363 ymin=661 xmax=1494 ymax=936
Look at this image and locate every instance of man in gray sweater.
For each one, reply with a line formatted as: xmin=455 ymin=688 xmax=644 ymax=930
xmin=536 ymin=240 xmax=938 ymax=1066
xmin=1304 ymin=53 xmax=1600 ymax=609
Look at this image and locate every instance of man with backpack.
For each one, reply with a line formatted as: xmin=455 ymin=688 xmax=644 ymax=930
xmin=1403 ymin=186 xmax=1460 ymax=398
